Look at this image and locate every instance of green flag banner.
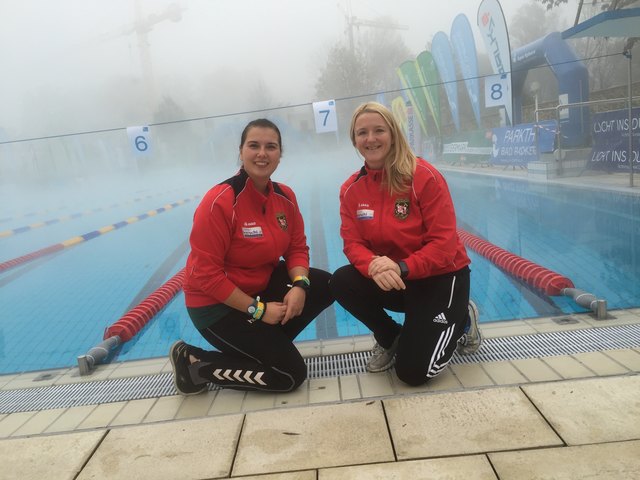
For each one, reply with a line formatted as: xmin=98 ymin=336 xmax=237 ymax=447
xmin=416 ymin=51 xmax=441 ymax=134
xmin=397 ymin=60 xmax=430 ymax=137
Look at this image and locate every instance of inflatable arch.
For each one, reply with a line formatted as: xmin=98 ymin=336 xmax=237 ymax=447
xmin=511 ymin=32 xmax=590 ymax=148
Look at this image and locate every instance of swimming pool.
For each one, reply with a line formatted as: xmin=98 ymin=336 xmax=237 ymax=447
xmin=1 ymin=160 xmax=638 ymax=374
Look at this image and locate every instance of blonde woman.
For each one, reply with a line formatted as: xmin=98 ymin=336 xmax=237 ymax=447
xmin=329 ymin=102 xmax=481 ymax=386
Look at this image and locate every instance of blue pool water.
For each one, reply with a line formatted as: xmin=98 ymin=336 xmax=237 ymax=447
xmin=1 ymin=162 xmax=639 ymax=374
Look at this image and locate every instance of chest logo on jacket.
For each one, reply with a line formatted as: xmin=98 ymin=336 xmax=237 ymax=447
xmin=394 ymin=199 xmax=409 ymax=220
xmin=276 ymin=212 xmax=288 ymax=231
xmin=242 ymin=225 xmax=263 ymax=238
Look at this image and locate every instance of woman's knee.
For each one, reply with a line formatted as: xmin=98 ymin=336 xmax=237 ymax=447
xmin=395 ymin=358 xmax=432 ymax=387
xmin=329 ymin=265 xmax=358 ymax=298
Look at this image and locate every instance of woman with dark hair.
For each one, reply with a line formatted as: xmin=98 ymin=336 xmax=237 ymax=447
xmin=170 ymin=118 xmax=333 ymax=394
xmin=330 ymin=102 xmax=481 ymax=386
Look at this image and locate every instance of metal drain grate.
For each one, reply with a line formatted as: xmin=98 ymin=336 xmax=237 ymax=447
xmin=2 ymin=324 xmax=640 ymax=414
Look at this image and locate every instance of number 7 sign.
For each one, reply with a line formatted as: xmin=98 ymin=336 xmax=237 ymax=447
xmin=312 ymin=100 xmax=338 ymax=133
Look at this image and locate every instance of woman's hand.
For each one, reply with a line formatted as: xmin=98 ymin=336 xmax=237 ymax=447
xmin=282 ymin=286 xmax=306 ymax=324
xmin=369 ymin=256 xmax=406 ymax=291
xmin=371 ymin=269 xmax=406 ymax=291
xmin=260 ymin=301 xmax=287 ymax=325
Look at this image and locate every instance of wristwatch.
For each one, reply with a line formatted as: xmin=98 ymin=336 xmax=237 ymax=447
xmin=397 ymin=260 xmax=409 ymax=279
xmin=247 ymin=298 xmax=258 ymax=316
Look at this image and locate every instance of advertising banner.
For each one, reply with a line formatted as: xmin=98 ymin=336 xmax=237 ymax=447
xmin=397 ymin=61 xmax=430 ymax=136
xmin=477 ymin=0 xmax=513 ymax=125
xmin=590 ymin=107 xmax=640 ymax=171
xmin=431 ymin=31 xmax=460 ymax=132
xmin=442 ymin=130 xmax=492 ymax=165
xmin=490 ymin=120 xmax=556 ymax=166
xmin=416 ymin=51 xmax=441 ymax=133
xmin=450 ymin=14 xmax=481 ymax=128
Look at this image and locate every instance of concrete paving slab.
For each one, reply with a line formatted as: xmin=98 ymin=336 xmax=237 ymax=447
xmin=489 ymin=439 xmax=640 ymax=479
xmin=237 ymin=472 xmax=316 ymax=480
xmin=233 ymin=401 xmax=394 ymax=476
xmin=522 ymin=375 xmax=640 ymax=444
xmin=0 ymin=430 xmax=105 ymax=480
xmin=319 ymin=455 xmax=497 ymax=479
xmin=78 ymin=415 xmax=243 ymax=480
xmin=384 ymin=387 xmax=562 ymax=459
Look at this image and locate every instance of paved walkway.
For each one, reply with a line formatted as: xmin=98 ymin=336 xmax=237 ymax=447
xmin=1 ymin=309 xmax=639 ymax=479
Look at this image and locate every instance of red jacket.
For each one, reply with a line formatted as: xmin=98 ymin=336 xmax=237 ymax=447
xmin=184 ymin=169 xmax=309 ymax=307
xmin=339 ymin=158 xmax=470 ymax=280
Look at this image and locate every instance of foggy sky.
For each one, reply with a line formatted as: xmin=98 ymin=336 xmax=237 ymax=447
xmin=0 ymin=0 xmax=577 ymax=142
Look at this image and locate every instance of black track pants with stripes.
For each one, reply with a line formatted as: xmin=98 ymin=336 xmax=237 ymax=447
xmin=330 ymin=264 xmax=470 ymax=386
xmin=186 ymin=264 xmax=333 ymax=392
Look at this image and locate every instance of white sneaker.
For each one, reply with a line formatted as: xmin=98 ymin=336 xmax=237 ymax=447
xmin=457 ymin=300 xmax=482 ymax=355
xmin=366 ymin=336 xmax=399 ymax=372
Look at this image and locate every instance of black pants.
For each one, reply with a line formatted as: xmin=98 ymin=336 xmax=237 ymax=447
xmin=330 ymin=264 xmax=470 ymax=386
xmin=186 ymin=263 xmax=333 ymax=392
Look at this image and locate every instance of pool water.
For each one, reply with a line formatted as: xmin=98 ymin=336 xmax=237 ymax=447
xmin=1 ymin=162 xmax=638 ymax=374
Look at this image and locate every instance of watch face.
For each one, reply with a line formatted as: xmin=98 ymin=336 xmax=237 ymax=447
xmin=248 ymin=305 xmax=256 ymax=314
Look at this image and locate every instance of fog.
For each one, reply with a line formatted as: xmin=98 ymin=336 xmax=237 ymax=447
xmin=0 ymin=0 xmax=577 ymax=207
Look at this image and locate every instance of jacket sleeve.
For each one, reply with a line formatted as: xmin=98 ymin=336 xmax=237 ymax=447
xmin=340 ymin=182 xmax=375 ymax=277
xmin=282 ymin=188 xmax=310 ymax=270
xmin=186 ymin=188 xmax=238 ymax=302
xmin=403 ymin=168 xmax=461 ymax=278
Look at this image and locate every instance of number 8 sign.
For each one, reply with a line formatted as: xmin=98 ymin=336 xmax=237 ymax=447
xmin=127 ymin=126 xmax=152 ymax=156
xmin=484 ymin=74 xmax=510 ymax=108
xmin=312 ymin=100 xmax=338 ymax=133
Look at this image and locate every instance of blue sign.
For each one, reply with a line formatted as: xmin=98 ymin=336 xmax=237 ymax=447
xmin=590 ymin=107 xmax=640 ymax=171
xmin=491 ymin=120 xmax=556 ymax=165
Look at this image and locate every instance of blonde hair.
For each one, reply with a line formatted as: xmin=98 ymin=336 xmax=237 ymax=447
xmin=349 ymin=102 xmax=416 ymax=195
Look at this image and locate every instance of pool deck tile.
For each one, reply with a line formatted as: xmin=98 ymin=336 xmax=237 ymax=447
xmin=77 ymin=416 xmax=243 ymax=480
xmin=541 ymin=354 xmax=598 ymax=379
xmin=308 ymin=377 xmax=341 ymax=404
xmin=0 ymin=430 xmax=105 ymax=480
xmin=489 ymin=440 xmax=640 ymax=480
xmin=480 ymin=360 xmax=529 ymax=385
xmin=522 ymin=376 xmax=640 ymax=445
xmin=603 ymin=348 xmax=640 ymax=370
xmin=450 ymin=363 xmax=496 ymax=388
xmin=233 ymin=401 xmax=394 ymax=477
xmin=319 ymin=455 xmax=498 ymax=479
xmin=571 ymin=350 xmax=632 ymax=376
xmin=383 ymin=387 xmax=563 ymax=460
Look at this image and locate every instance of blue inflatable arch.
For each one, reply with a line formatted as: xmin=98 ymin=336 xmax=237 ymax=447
xmin=511 ymin=32 xmax=590 ymax=148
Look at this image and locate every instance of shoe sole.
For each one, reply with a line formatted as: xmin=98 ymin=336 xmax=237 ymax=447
xmin=366 ymin=357 xmax=396 ymax=373
xmin=169 ymin=340 xmax=206 ymax=396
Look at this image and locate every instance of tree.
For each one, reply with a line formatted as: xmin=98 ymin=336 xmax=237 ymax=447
xmin=537 ymin=0 xmax=638 ymax=12
xmin=314 ymin=44 xmax=369 ymax=100
xmin=315 ymin=18 xmax=412 ymax=100
xmin=509 ymin=3 xmax=560 ymax=49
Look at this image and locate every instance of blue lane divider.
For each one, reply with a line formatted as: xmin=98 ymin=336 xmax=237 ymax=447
xmin=0 ymin=188 xmax=183 ymax=238
xmin=0 ymin=195 xmax=199 ymax=273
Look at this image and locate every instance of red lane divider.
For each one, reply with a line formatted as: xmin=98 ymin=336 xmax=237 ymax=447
xmin=104 ymin=268 xmax=185 ymax=342
xmin=457 ymin=229 xmax=574 ymax=295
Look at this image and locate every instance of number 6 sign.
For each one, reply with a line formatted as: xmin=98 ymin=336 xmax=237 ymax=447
xmin=312 ymin=100 xmax=338 ymax=133
xmin=127 ymin=126 xmax=152 ymax=156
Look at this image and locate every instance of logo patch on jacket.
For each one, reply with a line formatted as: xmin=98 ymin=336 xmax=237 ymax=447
xmin=276 ymin=212 xmax=288 ymax=231
xmin=356 ymin=208 xmax=374 ymax=220
xmin=394 ymin=199 xmax=409 ymax=220
xmin=242 ymin=226 xmax=263 ymax=238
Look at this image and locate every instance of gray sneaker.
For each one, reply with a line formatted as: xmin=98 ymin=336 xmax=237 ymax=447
xmin=457 ymin=300 xmax=482 ymax=355
xmin=366 ymin=336 xmax=399 ymax=373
